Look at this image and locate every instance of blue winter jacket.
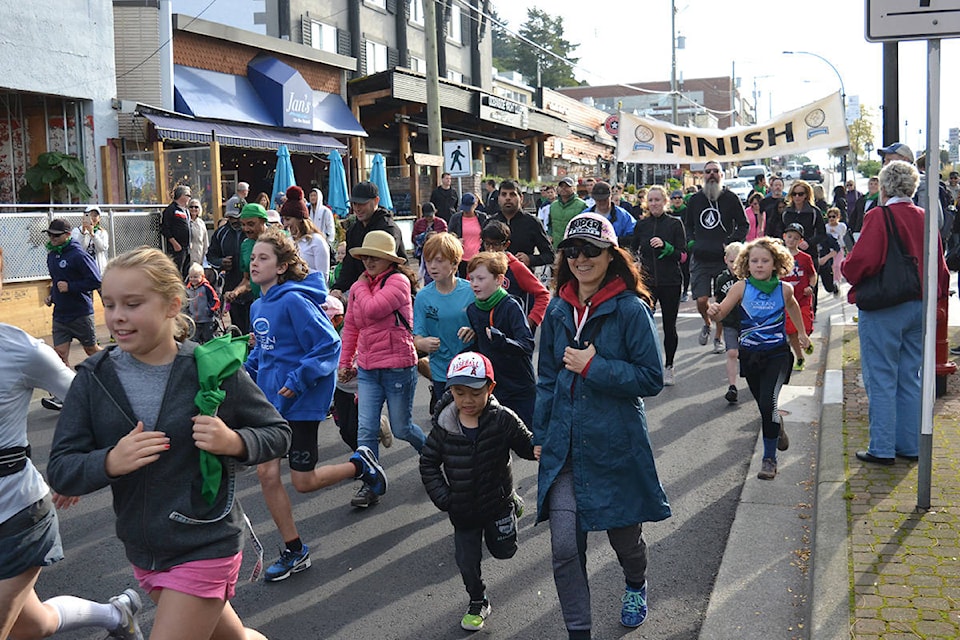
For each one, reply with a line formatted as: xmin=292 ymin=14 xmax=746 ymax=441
xmin=47 ymin=240 xmax=101 ymax=322
xmin=534 ymin=287 xmax=671 ymax=531
xmin=245 ymin=272 xmax=341 ymax=421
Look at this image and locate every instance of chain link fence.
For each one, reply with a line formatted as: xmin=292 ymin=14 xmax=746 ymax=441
xmin=0 ymin=204 xmax=165 ymax=282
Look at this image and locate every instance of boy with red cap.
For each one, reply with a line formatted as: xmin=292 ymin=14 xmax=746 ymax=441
xmin=420 ymin=352 xmax=538 ymax=633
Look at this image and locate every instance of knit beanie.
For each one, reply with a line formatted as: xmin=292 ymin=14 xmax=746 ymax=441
xmin=279 ymin=185 xmax=308 ymax=219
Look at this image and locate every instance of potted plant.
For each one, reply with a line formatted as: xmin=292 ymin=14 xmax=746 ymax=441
xmin=19 ymin=152 xmax=93 ymax=203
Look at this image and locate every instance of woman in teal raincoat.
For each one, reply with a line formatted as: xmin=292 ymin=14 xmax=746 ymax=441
xmin=534 ymin=213 xmax=671 ymax=639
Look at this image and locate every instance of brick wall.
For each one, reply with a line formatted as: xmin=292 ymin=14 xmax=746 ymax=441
xmin=173 ymin=32 xmax=341 ymax=94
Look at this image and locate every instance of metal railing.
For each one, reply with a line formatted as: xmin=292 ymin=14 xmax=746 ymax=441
xmin=0 ymin=204 xmax=165 ymax=282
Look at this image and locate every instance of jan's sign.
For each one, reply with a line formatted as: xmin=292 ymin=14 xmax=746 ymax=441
xmin=479 ymin=94 xmax=529 ymax=130
xmin=616 ymin=93 xmax=849 ymax=164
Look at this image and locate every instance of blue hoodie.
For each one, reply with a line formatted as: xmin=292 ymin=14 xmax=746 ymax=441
xmin=245 ymin=272 xmax=341 ymax=421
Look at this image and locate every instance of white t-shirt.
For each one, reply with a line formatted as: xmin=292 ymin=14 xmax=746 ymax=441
xmin=0 ymin=324 xmax=74 ymax=523
xmin=298 ymin=233 xmax=331 ymax=282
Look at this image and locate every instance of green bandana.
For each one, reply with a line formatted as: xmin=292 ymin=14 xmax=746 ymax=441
xmin=865 ymin=192 xmax=879 ymax=203
xmin=474 ymin=286 xmax=508 ymax=311
xmin=749 ymin=275 xmax=780 ymax=295
xmin=46 ymin=237 xmax=72 ymax=254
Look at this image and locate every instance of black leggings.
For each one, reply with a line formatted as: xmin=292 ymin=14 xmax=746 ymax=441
xmin=650 ymin=284 xmax=681 ymax=367
xmin=742 ymin=349 xmax=792 ymax=440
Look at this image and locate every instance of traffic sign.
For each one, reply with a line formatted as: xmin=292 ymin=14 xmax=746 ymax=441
xmin=604 ymin=114 xmax=619 ymax=137
xmin=443 ymin=140 xmax=472 ymax=177
xmin=866 ymin=0 xmax=960 ymax=42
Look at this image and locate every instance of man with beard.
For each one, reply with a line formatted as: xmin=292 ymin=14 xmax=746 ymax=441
xmin=685 ymin=161 xmax=748 ymax=351
xmin=430 ymin=172 xmax=459 ymax=223
xmin=490 ymin=180 xmax=554 ymax=269
xmin=207 ymin=204 xmax=247 ymax=332
xmin=761 ymin=176 xmax=787 ymax=237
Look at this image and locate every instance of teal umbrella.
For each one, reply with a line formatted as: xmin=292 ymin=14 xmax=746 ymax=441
xmin=271 ymin=145 xmax=296 ymax=206
xmin=327 ymin=149 xmax=350 ymax=219
xmin=369 ymin=153 xmax=394 ymax=212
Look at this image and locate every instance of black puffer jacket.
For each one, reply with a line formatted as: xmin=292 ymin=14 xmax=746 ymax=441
xmin=420 ymin=393 xmax=535 ymax=529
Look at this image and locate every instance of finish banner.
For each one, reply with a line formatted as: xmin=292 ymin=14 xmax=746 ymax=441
xmin=616 ymin=93 xmax=849 ymax=164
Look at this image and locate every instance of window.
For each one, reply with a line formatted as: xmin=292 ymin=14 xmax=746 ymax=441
xmin=447 ymin=4 xmax=462 ymax=44
xmin=365 ymin=40 xmax=388 ymax=74
xmin=365 ymin=0 xmax=387 ymax=9
xmin=410 ymin=0 xmax=424 ymax=26
xmin=310 ymin=21 xmax=337 ymax=54
xmin=446 ymin=70 xmax=463 ymax=83
xmin=410 ymin=56 xmax=426 ymax=73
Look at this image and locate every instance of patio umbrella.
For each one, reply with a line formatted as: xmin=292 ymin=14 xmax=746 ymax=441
xmin=368 ymin=153 xmax=394 ymax=212
xmin=271 ymin=144 xmax=296 ymax=207
xmin=327 ymin=149 xmax=350 ymax=219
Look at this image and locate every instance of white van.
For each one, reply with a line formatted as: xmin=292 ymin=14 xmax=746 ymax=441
xmin=737 ymin=165 xmax=769 ymax=183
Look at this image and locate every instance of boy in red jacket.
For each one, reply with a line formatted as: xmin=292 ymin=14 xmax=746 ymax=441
xmin=781 ymin=224 xmax=816 ymax=371
xmin=480 ymin=221 xmax=550 ymax=331
xmin=185 ymin=262 xmax=221 ymax=343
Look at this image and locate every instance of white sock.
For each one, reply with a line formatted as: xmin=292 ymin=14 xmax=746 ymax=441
xmin=44 ymin=595 xmax=122 ymax=632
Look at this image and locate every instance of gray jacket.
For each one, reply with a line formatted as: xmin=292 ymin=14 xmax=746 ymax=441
xmin=48 ymin=342 xmax=291 ymax=571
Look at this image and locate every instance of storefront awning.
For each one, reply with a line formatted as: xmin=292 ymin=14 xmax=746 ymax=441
xmin=174 ymin=65 xmax=276 ymax=126
xmin=313 ymin=91 xmax=367 ymax=137
xmin=141 ymin=111 xmax=347 ymax=154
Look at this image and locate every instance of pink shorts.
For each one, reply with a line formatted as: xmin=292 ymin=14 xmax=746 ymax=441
xmin=133 ymin=552 xmax=242 ymax=600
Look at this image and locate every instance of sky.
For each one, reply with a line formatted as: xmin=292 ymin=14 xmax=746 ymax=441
xmin=497 ymin=0 xmax=960 ymax=162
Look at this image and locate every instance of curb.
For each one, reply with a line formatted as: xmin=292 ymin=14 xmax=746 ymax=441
xmin=810 ymin=313 xmax=851 ymax=639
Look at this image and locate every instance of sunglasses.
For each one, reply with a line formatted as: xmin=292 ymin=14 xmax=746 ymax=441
xmin=188 ymin=205 xmax=200 ymax=209
xmin=704 ymin=168 xmax=721 ymax=174
xmin=46 ymin=231 xmax=68 ymax=237
xmin=791 ymin=191 xmax=806 ymax=197
xmin=563 ymin=244 xmax=604 ymax=259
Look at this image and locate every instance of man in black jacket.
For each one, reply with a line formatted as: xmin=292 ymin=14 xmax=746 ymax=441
xmin=489 ymin=180 xmax=554 ymax=269
xmin=161 ymin=184 xmax=192 ymax=278
xmin=760 ymin=176 xmax=786 ymax=235
xmin=430 ymin=172 xmax=459 ymax=223
xmin=330 ymin=182 xmax=407 ymax=301
xmin=685 ymin=161 xmax=748 ymax=350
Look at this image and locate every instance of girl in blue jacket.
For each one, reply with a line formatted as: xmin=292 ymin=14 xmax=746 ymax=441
xmin=245 ymin=229 xmax=387 ymax=582
xmin=534 ymin=213 xmax=671 ymax=639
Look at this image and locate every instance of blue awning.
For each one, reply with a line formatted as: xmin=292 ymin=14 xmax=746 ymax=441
xmin=174 ymin=65 xmax=276 ymax=126
xmin=141 ymin=111 xmax=347 ymax=154
xmin=314 ymin=91 xmax=367 ymax=137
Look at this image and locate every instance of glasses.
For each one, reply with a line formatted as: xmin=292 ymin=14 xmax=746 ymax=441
xmin=828 ymin=216 xmax=839 ymax=220
xmin=563 ymin=244 xmax=604 ymax=259
xmin=791 ymin=191 xmax=806 ymax=197
xmin=188 ymin=205 xmax=200 ymax=209
xmin=704 ymin=168 xmax=721 ymax=174
xmin=46 ymin=231 xmax=67 ymax=237
xmin=483 ymin=241 xmax=507 ymax=251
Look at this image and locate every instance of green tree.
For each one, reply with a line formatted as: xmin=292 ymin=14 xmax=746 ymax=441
xmin=847 ymin=105 xmax=876 ymax=166
xmin=490 ymin=6 xmax=514 ymax=72
xmin=507 ymin=8 xmax=579 ymax=88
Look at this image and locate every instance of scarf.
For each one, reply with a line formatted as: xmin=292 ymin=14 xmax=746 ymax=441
xmin=474 ymin=286 xmax=508 ymax=311
xmin=748 ymin=275 xmax=780 ymax=295
xmin=865 ymin=192 xmax=879 ymax=203
xmin=46 ymin=237 xmax=72 ymax=254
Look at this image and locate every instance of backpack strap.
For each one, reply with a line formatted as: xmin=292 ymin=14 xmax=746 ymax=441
xmin=378 ymin=270 xmax=413 ymax=332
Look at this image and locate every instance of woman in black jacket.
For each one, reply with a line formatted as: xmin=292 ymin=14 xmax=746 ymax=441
xmin=629 ymin=186 xmax=687 ymax=385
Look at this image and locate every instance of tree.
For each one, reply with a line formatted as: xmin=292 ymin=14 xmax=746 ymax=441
xmin=847 ymin=105 xmax=877 ymax=166
xmin=490 ymin=6 xmax=514 ymax=72
xmin=499 ymin=8 xmax=579 ymax=88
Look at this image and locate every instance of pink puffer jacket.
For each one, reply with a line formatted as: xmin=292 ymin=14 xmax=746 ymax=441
xmin=339 ymin=268 xmax=417 ymax=370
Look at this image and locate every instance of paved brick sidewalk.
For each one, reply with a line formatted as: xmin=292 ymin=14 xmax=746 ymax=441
xmin=842 ymin=330 xmax=960 ymax=639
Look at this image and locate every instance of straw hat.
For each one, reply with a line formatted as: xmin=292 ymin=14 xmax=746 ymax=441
xmin=349 ymin=230 xmax=404 ymax=264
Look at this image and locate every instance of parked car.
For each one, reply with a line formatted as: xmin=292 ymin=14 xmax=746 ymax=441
xmin=725 ymin=178 xmax=754 ymax=203
xmin=800 ymin=163 xmax=823 ymax=182
xmin=737 ymin=165 xmax=769 ymax=183
xmin=783 ymin=163 xmax=803 ymax=180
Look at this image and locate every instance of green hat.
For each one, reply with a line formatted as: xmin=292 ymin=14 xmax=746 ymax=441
xmin=240 ymin=203 xmax=268 ymax=220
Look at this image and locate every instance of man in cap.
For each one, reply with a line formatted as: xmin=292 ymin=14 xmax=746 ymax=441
xmin=685 ymin=160 xmax=749 ymax=349
xmin=330 ymin=182 xmax=407 ymax=301
xmin=161 ymin=184 xmax=193 ymax=278
xmin=430 ymin=172 xmax=459 ymax=223
xmin=42 ymin=218 xmax=102 ymax=410
xmin=491 ymin=180 xmax=554 ymax=269
xmin=585 ymin=181 xmax=636 ymax=242
xmin=548 ymin=177 xmax=587 ymax=248
xmin=206 ymin=198 xmax=246 ymax=311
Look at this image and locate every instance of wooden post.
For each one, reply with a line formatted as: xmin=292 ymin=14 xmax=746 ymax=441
xmin=398 ymin=121 xmax=411 ymax=179
xmin=209 ymin=139 xmax=222 ymax=223
xmin=527 ymin=136 xmax=540 ymax=183
xmin=100 ymin=143 xmax=116 ymax=204
xmin=508 ymin=148 xmax=519 ymax=180
xmin=474 ymin=142 xmax=485 ymax=177
xmin=408 ymin=155 xmax=420 ymax=217
xmin=154 ymin=140 xmax=168 ymax=203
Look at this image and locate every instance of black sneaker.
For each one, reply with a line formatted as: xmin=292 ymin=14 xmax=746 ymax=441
xmin=724 ymin=385 xmax=738 ymax=403
xmin=777 ymin=425 xmax=789 ymax=451
xmin=950 ymin=345 xmax=960 ymax=356
xmin=350 ymin=484 xmax=380 ymax=508
xmin=41 ymin=396 xmax=63 ymax=411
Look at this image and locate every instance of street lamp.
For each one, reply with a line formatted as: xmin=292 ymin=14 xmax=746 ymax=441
xmin=783 ymin=50 xmax=848 ymax=182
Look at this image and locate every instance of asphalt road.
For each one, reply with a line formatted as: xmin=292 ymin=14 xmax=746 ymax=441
xmin=28 ymin=309 xmax=761 ymax=640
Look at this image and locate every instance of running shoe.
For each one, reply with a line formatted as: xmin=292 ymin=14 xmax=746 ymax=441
xmin=698 ymin=324 xmax=711 ymax=346
xmin=41 ymin=396 xmax=63 ymax=411
xmin=713 ymin=338 xmax=724 ymax=354
xmin=757 ymin=458 xmax=777 ymax=480
xmin=793 ymin=358 xmax=805 ymax=372
xmin=620 ymin=582 xmax=647 ymax=628
xmin=778 ymin=425 xmax=789 ymax=451
xmin=461 ymin=598 xmax=491 ymax=631
xmin=663 ymin=366 xmax=675 ymax=386
xmin=351 ymin=446 xmax=387 ymax=496
xmin=512 ymin=492 xmax=525 ymax=519
xmin=263 ymin=545 xmax=311 ymax=582
xmin=350 ymin=484 xmax=380 ymax=508
xmin=379 ymin=414 xmax=393 ymax=448
xmin=950 ymin=344 xmax=960 ymax=356
xmin=680 ymin=292 xmax=689 ymax=302
xmin=107 ymin=589 xmax=143 ymax=640
xmin=724 ymin=385 xmax=738 ymax=403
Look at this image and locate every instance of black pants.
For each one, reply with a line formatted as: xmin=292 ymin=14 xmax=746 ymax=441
xmin=169 ymin=248 xmax=190 ymax=279
xmin=680 ymin=258 xmax=691 ymax=296
xmin=650 ymin=284 xmax=681 ymax=367
xmin=454 ymin=504 xmax=518 ymax=601
xmin=818 ymin=260 xmax=837 ymax=294
xmin=742 ymin=348 xmax=792 ymax=440
xmin=332 ymin=388 xmax=358 ymax=451
xmin=229 ymin=299 xmax=252 ymax=336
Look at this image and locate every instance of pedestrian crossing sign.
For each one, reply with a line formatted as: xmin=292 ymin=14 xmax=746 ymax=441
xmin=443 ymin=140 xmax=473 ymax=177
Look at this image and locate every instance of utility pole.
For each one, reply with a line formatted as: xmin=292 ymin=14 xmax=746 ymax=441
xmin=670 ymin=0 xmax=678 ymax=125
xmin=424 ymin=0 xmax=443 ymax=156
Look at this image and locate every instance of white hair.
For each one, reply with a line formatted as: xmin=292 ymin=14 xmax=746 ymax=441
xmin=237 ymin=182 xmax=250 ymax=194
